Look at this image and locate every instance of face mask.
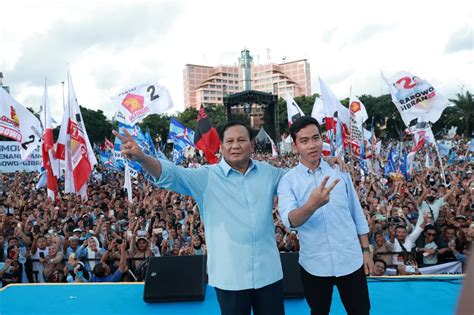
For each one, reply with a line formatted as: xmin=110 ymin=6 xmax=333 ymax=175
xmin=427 ymin=196 xmax=436 ymax=203
xmin=193 ymin=244 xmax=201 ymax=250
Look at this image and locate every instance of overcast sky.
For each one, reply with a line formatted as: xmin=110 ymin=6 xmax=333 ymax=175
xmin=1 ymin=0 xmax=472 ymax=121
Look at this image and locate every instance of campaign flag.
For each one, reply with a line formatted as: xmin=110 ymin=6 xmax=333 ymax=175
xmin=400 ymin=150 xmax=408 ymax=177
xmin=194 ymin=106 xmax=220 ymax=164
xmin=98 ymin=149 xmax=115 ymax=168
xmin=114 ymin=121 xmax=148 ymax=173
xmin=40 ymin=82 xmax=59 ymax=200
xmin=111 ymin=82 xmax=173 ymax=126
xmin=68 ymin=72 xmax=97 ymax=198
xmin=382 ymin=71 xmax=450 ymax=126
xmin=57 ymin=72 xmax=97 ymax=199
xmin=349 ymin=95 xmax=368 ymax=126
xmin=448 ymin=150 xmax=457 ymax=165
xmin=145 ymin=127 xmax=167 ymax=160
xmin=285 ymin=93 xmax=305 ymax=126
xmin=469 ymin=138 xmax=474 ymax=152
xmin=438 ymin=143 xmax=451 ymax=157
xmin=0 ymin=86 xmax=42 ymax=160
xmin=384 ymin=146 xmax=396 ymax=175
xmin=168 ymin=118 xmax=195 ymax=164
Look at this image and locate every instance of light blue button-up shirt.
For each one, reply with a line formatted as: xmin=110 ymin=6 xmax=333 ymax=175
xmin=155 ymin=158 xmax=286 ymax=290
xmin=277 ymin=159 xmax=369 ymax=277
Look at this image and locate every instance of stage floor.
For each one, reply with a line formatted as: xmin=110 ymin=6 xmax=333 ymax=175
xmin=0 ymin=276 xmax=463 ymax=315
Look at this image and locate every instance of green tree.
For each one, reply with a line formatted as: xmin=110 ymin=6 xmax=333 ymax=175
xmin=439 ymin=91 xmax=473 ymax=138
xmin=140 ymin=114 xmax=170 ymax=143
xmin=269 ymin=94 xmax=319 ymax=139
xmin=359 ymin=94 xmax=404 ymax=139
xmin=79 ymin=106 xmax=113 ymax=145
xmin=175 ymin=107 xmax=198 ymax=131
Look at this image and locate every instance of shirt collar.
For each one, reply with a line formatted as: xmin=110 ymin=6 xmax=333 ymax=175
xmin=296 ymin=158 xmax=329 ymax=175
xmin=219 ymin=158 xmax=257 ymax=176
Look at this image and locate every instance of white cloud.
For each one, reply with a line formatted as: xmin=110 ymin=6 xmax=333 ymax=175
xmin=1 ymin=0 xmax=472 ymax=121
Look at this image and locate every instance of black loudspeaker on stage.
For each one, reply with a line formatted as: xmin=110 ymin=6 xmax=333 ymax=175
xmin=281 ymin=252 xmax=304 ymax=298
xmin=143 ymin=255 xmax=206 ymax=303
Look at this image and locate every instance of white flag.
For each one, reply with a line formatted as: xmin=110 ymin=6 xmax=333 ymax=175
xmin=0 ymin=87 xmax=42 ymax=160
xmin=349 ymin=95 xmax=368 ymax=126
xmin=311 ymin=96 xmax=325 ymax=125
xmin=318 ymin=77 xmax=350 ymax=125
xmin=284 ymin=93 xmax=305 ymax=126
xmin=382 ymin=71 xmax=450 ymax=126
xmin=263 ymin=129 xmax=279 ymax=158
xmin=111 ymin=82 xmax=173 ymax=126
xmin=124 ymin=162 xmax=133 ymax=203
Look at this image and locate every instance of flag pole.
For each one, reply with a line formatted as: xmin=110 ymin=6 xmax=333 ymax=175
xmin=432 ymin=127 xmax=447 ymax=185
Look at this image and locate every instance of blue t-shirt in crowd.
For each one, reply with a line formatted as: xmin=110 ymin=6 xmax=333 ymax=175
xmin=92 ymin=269 xmax=122 ymax=282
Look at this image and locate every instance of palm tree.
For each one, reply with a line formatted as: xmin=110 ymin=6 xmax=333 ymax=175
xmin=448 ymin=91 xmax=473 ymax=138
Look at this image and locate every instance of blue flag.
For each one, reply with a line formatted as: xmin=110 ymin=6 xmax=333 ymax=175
xmin=98 ymin=149 xmax=114 ymax=169
xmin=114 ymin=121 xmax=149 ymax=173
xmin=399 ymin=149 xmax=408 ymax=177
xmin=448 ymin=150 xmax=457 ymax=165
xmin=168 ymin=118 xmax=195 ymax=164
xmin=145 ymin=128 xmax=168 ymax=160
xmin=438 ymin=143 xmax=450 ymax=157
xmin=384 ymin=146 xmax=396 ymax=176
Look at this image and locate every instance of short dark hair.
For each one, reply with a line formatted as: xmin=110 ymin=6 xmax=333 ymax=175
xmin=93 ymin=262 xmax=107 ymax=278
xmin=373 ymin=259 xmax=387 ymax=270
xmin=424 ymin=224 xmax=436 ymax=233
xmin=395 ymin=225 xmax=407 ymax=230
xmin=289 ymin=116 xmax=321 ymax=142
xmin=220 ymin=121 xmax=254 ymax=141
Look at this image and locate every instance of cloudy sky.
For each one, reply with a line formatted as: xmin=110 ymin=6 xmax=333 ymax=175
xmin=1 ymin=0 xmax=472 ymax=121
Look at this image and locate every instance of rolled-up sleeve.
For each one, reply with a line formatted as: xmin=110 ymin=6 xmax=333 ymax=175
xmin=343 ymin=172 xmax=369 ymax=235
xmin=277 ymin=174 xmax=297 ymax=229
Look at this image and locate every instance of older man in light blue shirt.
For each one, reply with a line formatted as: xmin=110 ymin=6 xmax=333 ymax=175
xmin=115 ymin=121 xmax=286 ymax=315
xmin=277 ymin=116 xmax=371 ymax=315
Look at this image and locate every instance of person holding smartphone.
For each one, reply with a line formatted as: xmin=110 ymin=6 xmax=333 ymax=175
xmin=30 ymin=235 xmax=48 ymax=283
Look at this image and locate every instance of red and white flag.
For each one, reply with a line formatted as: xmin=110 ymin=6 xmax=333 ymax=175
xmin=40 ymin=81 xmax=59 ymax=201
xmin=56 ymin=72 xmax=97 ymax=199
xmin=104 ymin=137 xmax=114 ymax=150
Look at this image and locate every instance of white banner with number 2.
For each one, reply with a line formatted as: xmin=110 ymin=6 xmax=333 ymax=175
xmin=111 ymin=82 xmax=173 ymax=126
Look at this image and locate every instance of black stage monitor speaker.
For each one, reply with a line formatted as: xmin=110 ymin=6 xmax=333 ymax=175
xmin=280 ymin=252 xmax=304 ymax=298
xmin=143 ymin=255 xmax=206 ymax=303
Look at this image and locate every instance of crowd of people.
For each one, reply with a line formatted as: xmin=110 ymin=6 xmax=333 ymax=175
xmin=0 ymin=135 xmax=472 ymax=287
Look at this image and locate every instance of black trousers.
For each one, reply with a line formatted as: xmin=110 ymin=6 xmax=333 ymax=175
xmin=301 ymin=265 xmax=370 ymax=315
xmin=215 ymin=279 xmax=285 ymax=315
